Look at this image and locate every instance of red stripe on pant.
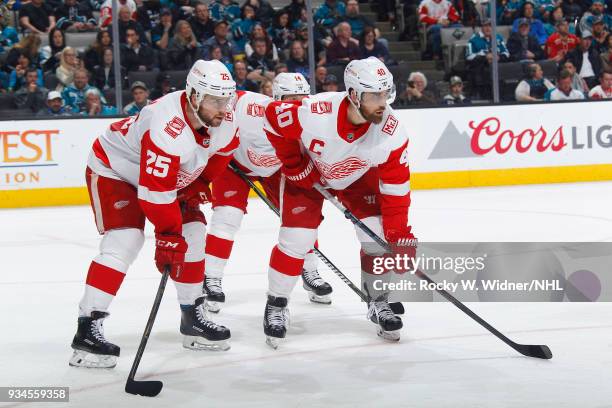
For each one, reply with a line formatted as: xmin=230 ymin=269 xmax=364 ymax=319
xmin=269 ymin=245 xmax=304 ymax=276
xmin=173 ymin=260 xmax=205 ymax=283
xmin=86 ymin=261 xmax=126 ymax=295
xmin=205 ymin=234 xmax=234 ymax=259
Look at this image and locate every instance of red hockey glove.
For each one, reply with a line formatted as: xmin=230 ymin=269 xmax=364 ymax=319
xmin=282 ymin=155 xmax=325 ymax=190
xmin=177 ymin=178 xmax=212 ymax=209
xmin=155 ymin=233 xmax=187 ymax=278
xmin=385 ymin=226 xmax=418 ymax=274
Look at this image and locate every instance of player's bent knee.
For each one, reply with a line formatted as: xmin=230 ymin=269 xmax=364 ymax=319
xmin=278 ymin=227 xmax=317 ymax=258
xmin=183 ymin=221 xmax=206 ymax=262
xmin=96 ymin=228 xmax=145 ymax=271
xmin=209 ymin=206 xmax=244 ymax=240
xmin=355 ymin=216 xmax=385 ymax=255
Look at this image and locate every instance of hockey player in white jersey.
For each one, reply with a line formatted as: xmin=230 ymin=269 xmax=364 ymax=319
xmin=70 ymin=60 xmax=238 ymax=368
xmin=262 ymin=57 xmax=416 ymax=348
xmin=203 ymin=73 xmax=333 ymax=313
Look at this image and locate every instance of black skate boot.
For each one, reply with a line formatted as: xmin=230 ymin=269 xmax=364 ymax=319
xmin=181 ymin=297 xmax=231 ymax=351
xmin=263 ymin=295 xmax=290 ymax=349
xmin=69 ymin=311 xmax=120 ymax=368
xmin=301 ymin=269 xmax=333 ymax=304
xmin=367 ymin=293 xmax=403 ymax=341
xmin=203 ymin=277 xmax=225 ymax=313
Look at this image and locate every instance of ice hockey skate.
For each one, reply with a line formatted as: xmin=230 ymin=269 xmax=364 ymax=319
xmin=301 ymin=269 xmax=333 ymax=304
xmin=203 ymin=277 xmax=225 ymax=313
xmin=367 ymin=294 xmax=403 ymax=341
xmin=263 ymin=295 xmax=290 ymax=349
xmin=69 ymin=311 xmax=120 ymax=368
xmin=181 ymin=297 xmax=231 ymax=351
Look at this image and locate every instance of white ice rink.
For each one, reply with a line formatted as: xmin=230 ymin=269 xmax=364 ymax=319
xmin=1 ymin=182 xmax=611 ymax=408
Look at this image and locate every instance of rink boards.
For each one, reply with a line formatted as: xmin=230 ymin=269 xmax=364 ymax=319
xmin=1 ymin=100 xmax=611 ymax=208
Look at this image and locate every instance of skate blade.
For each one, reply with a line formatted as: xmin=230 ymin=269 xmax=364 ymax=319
xmin=376 ymin=328 xmax=401 ymax=342
xmin=183 ymin=336 xmax=230 ymax=351
xmin=265 ymin=336 xmax=281 ymax=349
xmin=69 ymin=350 xmax=117 ymax=368
xmin=307 ymin=292 xmax=332 ymax=304
xmin=205 ymin=300 xmax=221 ymax=313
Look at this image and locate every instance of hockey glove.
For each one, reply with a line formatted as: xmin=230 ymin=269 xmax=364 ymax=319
xmin=177 ymin=178 xmax=212 ymax=210
xmin=282 ymin=156 xmax=325 ymax=190
xmin=155 ymin=233 xmax=187 ymax=279
xmin=385 ymin=225 xmax=418 ymax=274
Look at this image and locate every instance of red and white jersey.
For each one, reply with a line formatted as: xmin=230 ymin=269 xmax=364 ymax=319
xmin=88 ymin=90 xmax=238 ymax=235
xmin=99 ymin=0 xmax=136 ymax=27
xmin=264 ymin=92 xmax=410 ymax=193
xmin=418 ymin=0 xmax=460 ymax=25
xmin=232 ymin=91 xmax=281 ymax=177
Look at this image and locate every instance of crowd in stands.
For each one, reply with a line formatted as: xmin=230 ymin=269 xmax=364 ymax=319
xmin=0 ymin=0 xmax=611 ymax=118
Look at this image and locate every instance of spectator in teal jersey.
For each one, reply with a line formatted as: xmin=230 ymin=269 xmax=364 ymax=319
xmin=81 ymin=88 xmax=117 ymax=116
xmin=62 ymin=68 xmax=106 ymax=112
xmin=209 ymin=0 xmax=240 ymax=23
xmin=314 ymin=0 xmax=346 ymax=30
xmin=123 ymin=81 xmax=151 ymax=115
xmin=231 ymin=4 xmax=256 ymax=53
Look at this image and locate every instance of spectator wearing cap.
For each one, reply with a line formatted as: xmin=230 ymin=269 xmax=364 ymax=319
xmin=600 ymin=35 xmax=612 ymax=72
xmin=442 ymin=76 xmax=471 ymax=104
xmin=8 ymin=50 xmax=44 ymax=92
xmin=294 ymin=22 xmax=326 ymax=66
xmin=93 ymin=47 xmax=126 ymax=90
xmin=151 ymin=8 xmax=175 ymax=50
xmin=508 ymin=18 xmax=546 ymax=61
xmin=167 ymin=20 xmax=203 ymax=70
xmin=99 ymin=0 xmax=136 ymax=28
xmin=202 ymin=20 xmax=236 ymax=62
xmin=150 ymin=73 xmax=175 ymax=99
xmin=465 ymin=19 xmax=510 ymax=98
xmin=123 ymin=81 xmax=151 ymax=115
xmin=109 ymin=5 xmax=148 ymax=45
xmin=545 ymin=19 xmax=579 ymax=62
xmin=14 ymin=67 xmax=48 ymax=112
xmin=314 ymin=0 xmax=346 ymax=31
xmin=120 ymin=27 xmax=156 ymax=73
xmin=588 ymin=69 xmax=612 ymax=99
xmin=246 ymin=38 xmax=276 ymax=81
xmin=37 ymin=90 xmax=74 ymax=116
xmin=231 ymin=4 xmax=257 ymax=53
xmin=209 ymin=0 xmax=240 ymax=23
xmin=82 ymin=88 xmax=117 ymax=116
xmin=19 ymin=0 xmax=55 ymax=34
xmin=233 ymin=60 xmax=258 ymax=92
xmin=244 ymin=0 xmax=275 ymax=28
xmin=322 ymin=74 xmax=339 ymax=92
xmin=62 ymin=68 xmax=106 ymax=112
xmin=579 ymin=0 xmax=612 ymax=36
xmin=591 ymin=17 xmax=609 ymax=55
xmin=189 ymin=3 xmax=215 ymax=43
xmin=360 ymin=26 xmax=393 ymax=65
xmin=512 ymin=2 xmax=548 ymax=45
xmin=418 ymin=0 xmax=461 ymax=60
xmin=397 ymin=71 xmax=437 ymax=105
xmin=565 ymin=31 xmax=602 ymax=89
xmin=544 ymin=69 xmax=586 ymax=100
xmin=515 ymin=62 xmax=555 ymax=101
xmin=286 ymin=40 xmax=310 ymax=80
xmin=326 ymin=22 xmax=362 ymax=66
xmin=561 ymin=59 xmax=590 ymax=94
xmin=55 ymin=0 xmax=96 ymax=32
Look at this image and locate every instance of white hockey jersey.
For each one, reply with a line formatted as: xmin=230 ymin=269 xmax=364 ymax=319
xmin=231 ymin=91 xmax=281 ymax=177
xmin=263 ymin=91 xmax=410 ymax=192
xmin=88 ymin=90 xmax=238 ymax=234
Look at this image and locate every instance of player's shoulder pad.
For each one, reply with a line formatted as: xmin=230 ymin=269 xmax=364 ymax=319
xmin=379 ymin=106 xmax=408 ymax=146
xmin=147 ymin=92 xmax=195 ymax=157
xmin=263 ymin=99 xmax=303 ymax=138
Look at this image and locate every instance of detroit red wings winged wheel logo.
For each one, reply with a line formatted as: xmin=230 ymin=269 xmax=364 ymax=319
xmin=247 ymin=148 xmax=282 ymax=167
xmin=315 ymin=157 xmax=369 ymax=179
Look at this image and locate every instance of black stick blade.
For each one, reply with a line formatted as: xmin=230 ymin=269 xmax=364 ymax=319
xmin=125 ymin=379 xmax=163 ymax=397
xmin=516 ymin=344 xmax=553 ymax=359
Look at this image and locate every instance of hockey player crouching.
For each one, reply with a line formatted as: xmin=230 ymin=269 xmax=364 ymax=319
xmin=262 ymin=57 xmax=415 ymax=348
xmin=70 ymin=60 xmax=237 ymax=368
xmin=203 ymin=73 xmax=334 ymax=314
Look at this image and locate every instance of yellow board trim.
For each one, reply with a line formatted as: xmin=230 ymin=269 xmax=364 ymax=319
xmin=2 ymin=164 xmax=612 ymax=208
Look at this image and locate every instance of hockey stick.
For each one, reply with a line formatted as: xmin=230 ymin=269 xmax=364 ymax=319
xmin=313 ymin=184 xmax=553 ymax=360
xmin=229 ymin=163 xmax=405 ymax=312
xmin=125 ymin=265 xmax=170 ymax=397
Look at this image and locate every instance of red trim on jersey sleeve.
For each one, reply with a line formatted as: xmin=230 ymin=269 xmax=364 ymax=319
xmin=217 ymin=129 xmax=239 ymax=156
xmin=264 ymin=101 xmax=303 ymax=140
xmin=337 ymin=98 xmax=371 ymax=143
xmin=419 ymin=6 xmax=438 ymax=25
xmin=448 ymin=5 xmax=460 ymax=22
xmin=265 ymin=129 xmax=304 ymax=169
xmin=378 ymin=141 xmax=411 ymax=236
xmin=92 ymin=138 xmax=111 ymax=167
xmin=139 ymin=131 xmax=182 ymax=235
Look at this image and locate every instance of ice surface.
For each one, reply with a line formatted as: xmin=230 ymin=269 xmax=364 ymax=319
xmin=1 ymin=182 xmax=611 ymax=407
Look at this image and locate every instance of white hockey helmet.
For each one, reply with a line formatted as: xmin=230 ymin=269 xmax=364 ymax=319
xmin=186 ymin=59 xmax=236 ymax=105
xmin=272 ymin=72 xmax=311 ymax=100
xmin=344 ymin=57 xmax=395 ymax=106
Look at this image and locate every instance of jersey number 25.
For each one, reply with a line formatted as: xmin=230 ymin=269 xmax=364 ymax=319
xmin=145 ymin=150 xmax=171 ymax=178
